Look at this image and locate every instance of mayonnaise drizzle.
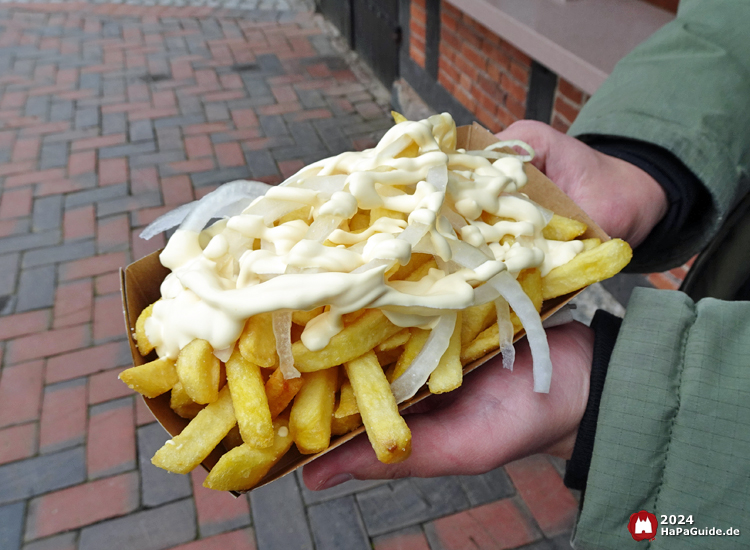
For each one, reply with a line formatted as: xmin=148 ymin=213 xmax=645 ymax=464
xmin=145 ymin=113 xmax=583 ymax=360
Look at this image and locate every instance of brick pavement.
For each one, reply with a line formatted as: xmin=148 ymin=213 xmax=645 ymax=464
xmin=0 ymin=3 xmax=581 ymax=550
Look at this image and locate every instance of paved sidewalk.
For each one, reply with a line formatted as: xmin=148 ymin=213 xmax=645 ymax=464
xmin=0 ymin=3 xmax=579 ymax=550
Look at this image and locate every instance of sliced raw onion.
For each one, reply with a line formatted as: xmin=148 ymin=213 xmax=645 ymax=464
xmin=306 ymin=215 xmax=343 ymax=242
xmin=390 ymin=311 xmax=457 ymax=403
xmin=397 ymin=221 xmax=430 ymax=247
xmin=351 ymin=258 xmax=392 ymax=274
xmin=426 ymin=164 xmax=448 ymax=192
xmin=488 ymin=271 xmax=551 ymax=392
xmin=494 ymin=297 xmax=515 ymax=370
xmin=245 ymin=198 xmax=307 ymax=225
xmin=441 ymin=207 xmax=467 ymax=231
xmin=448 ymin=239 xmax=493 ymax=269
xmin=140 ymin=201 xmax=196 ymax=240
xmin=273 ymin=311 xmax=300 ymax=379
xmin=473 ymin=281 xmax=499 ymax=305
xmin=181 ymin=180 xmax=273 ymax=233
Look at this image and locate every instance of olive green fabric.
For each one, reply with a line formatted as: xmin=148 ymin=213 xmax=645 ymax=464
xmin=569 ymin=0 xmax=750 ymax=273
xmin=573 ymin=288 xmax=750 ymax=549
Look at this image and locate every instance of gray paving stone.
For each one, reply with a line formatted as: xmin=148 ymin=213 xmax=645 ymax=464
xmin=24 ymin=95 xmax=49 ymax=119
xmin=98 ymin=141 xmax=157 ymax=159
xmin=250 ymin=474 xmax=313 ymax=550
xmin=22 ymin=532 xmax=77 ymax=550
xmin=39 ymin=142 xmax=68 ymax=170
xmin=245 ymin=149 xmax=279 ymax=179
xmin=258 ymin=114 xmax=288 ymax=137
xmin=205 ymin=102 xmax=230 ymax=122
xmin=307 ymin=496 xmax=370 ymax=550
xmin=0 ymin=231 xmax=61 ymax=256
xmin=75 ymin=107 xmax=99 ymax=129
xmin=0 ymin=501 xmax=24 ymax=550
xmin=15 ymin=265 xmax=55 ymax=313
xmin=41 ymin=128 xmax=98 ymax=145
xmin=128 ymin=151 xmax=185 ymax=168
xmin=296 ymin=88 xmax=326 ymax=109
xmin=0 ymin=252 xmax=20 ymax=298
xmin=102 ymin=112 xmax=128 ymax=135
xmin=457 ymin=467 xmax=515 ymax=507
xmin=152 ymin=113 xmax=206 ymax=129
xmin=356 ymin=477 xmax=470 ymax=536
xmin=288 ymin=121 xmax=322 ymax=149
xmin=130 ymin=119 xmax=154 ymax=142
xmin=79 ymin=72 xmax=101 ymax=91
xmin=296 ymin=470 xmax=388 ymax=505
xmin=78 ymin=499 xmax=196 ymax=550
xmin=189 ymin=166 xmax=252 ymax=187
xmin=155 ymin=127 xmax=183 ymax=151
xmin=64 ymin=183 xmax=129 ymax=209
xmin=32 ymin=194 xmax=63 ymax=232
xmin=22 ymin=239 xmax=95 ymax=268
xmin=96 ymin=191 xmax=162 ymax=217
xmin=0 ymin=447 xmax=86 ymax=505
xmin=137 ymin=423 xmax=193 ymax=508
xmin=271 ymin=145 xmax=328 ymax=162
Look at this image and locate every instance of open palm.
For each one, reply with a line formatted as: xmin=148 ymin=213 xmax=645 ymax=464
xmin=303 ymin=322 xmax=594 ymax=491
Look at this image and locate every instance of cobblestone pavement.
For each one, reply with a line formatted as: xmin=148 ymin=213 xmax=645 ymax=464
xmin=0 ymin=3 xmax=579 ymax=550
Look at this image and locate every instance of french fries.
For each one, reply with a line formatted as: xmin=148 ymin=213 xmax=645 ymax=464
xmin=122 ymin=112 xmax=633 ymax=493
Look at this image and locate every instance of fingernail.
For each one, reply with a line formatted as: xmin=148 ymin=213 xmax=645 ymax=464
xmin=317 ymin=473 xmax=352 ymax=490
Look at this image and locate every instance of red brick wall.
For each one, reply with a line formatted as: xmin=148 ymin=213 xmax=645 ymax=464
xmin=410 ymin=0 xmax=427 ymax=69
xmin=435 ymin=1 xmax=531 ymax=132
xmin=550 ymin=77 xmax=589 ymax=133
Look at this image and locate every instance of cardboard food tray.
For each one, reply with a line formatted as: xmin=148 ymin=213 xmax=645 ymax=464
xmin=119 ymin=122 xmax=608 ymax=495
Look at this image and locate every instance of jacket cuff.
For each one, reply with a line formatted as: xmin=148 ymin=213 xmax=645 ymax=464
xmin=564 ymin=310 xmax=622 ymax=493
xmin=583 ymin=136 xmax=709 ymax=270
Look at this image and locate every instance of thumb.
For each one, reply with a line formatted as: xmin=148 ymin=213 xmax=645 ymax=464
xmin=495 ymin=119 xmax=559 ymax=173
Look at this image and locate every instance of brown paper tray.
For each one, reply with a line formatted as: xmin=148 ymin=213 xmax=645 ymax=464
xmin=119 ymin=122 xmax=608 ymax=494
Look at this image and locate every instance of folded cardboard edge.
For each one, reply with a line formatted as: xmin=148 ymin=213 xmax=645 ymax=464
xmin=119 ymin=122 xmax=609 ymax=494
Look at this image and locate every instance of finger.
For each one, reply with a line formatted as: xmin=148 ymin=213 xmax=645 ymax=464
xmin=304 ymin=359 xmax=528 ymax=490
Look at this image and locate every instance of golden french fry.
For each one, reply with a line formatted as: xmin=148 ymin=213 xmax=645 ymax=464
xmin=581 ymin=237 xmax=601 ymax=251
xmin=152 ymin=386 xmax=236 ymax=474
xmin=265 ymin=367 xmax=304 ymax=419
xmin=335 ymin=380 xmax=359 ymax=418
xmin=349 ymin=209 xmax=370 ymax=231
xmin=170 ymin=381 xmax=205 ymax=419
xmin=135 ymin=302 xmax=155 ymax=356
xmin=542 ymin=239 xmax=633 ymax=300
xmin=376 ymin=347 xmax=403 ymax=368
xmin=292 ymin=310 xmax=401 ymax=372
xmin=277 ymin=206 xmax=311 ymax=225
xmin=518 ymin=268 xmax=543 ymax=313
xmin=428 ymin=313 xmax=463 ymax=394
xmin=204 ymin=418 xmax=293 ymax=491
xmin=239 ymin=313 xmax=277 ymax=368
xmin=289 ymin=368 xmax=338 ymax=454
xmin=225 ymin=349 xmax=274 ymax=448
xmin=292 ymin=307 xmax=325 ymax=327
xmin=460 ymin=301 xmax=496 ymax=347
xmin=389 ymin=253 xmax=432 ymax=281
xmin=389 ymin=328 xmax=429 ymax=383
xmin=542 ymin=214 xmax=588 ymax=241
xmin=176 ymin=339 xmax=220 ymax=405
xmin=119 ymin=357 xmax=177 ymax=398
xmin=332 ymin=413 xmax=363 ymax=436
xmin=391 ymin=110 xmax=407 ymax=124
xmin=377 ymin=329 xmax=411 ymax=352
xmin=370 ymin=207 xmax=406 ymax=225
xmin=345 ymin=350 xmax=411 ymax=464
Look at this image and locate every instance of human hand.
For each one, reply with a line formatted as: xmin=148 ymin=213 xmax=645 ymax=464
xmin=496 ymin=120 xmax=668 ymax=247
xmin=303 ymin=321 xmax=594 ymax=491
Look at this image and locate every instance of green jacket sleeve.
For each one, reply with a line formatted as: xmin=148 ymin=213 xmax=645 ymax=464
xmin=569 ymin=0 xmax=750 ymax=272
xmin=573 ymin=288 xmax=750 ymax=549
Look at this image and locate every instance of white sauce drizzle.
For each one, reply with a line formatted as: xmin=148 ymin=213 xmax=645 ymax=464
xmin=145 ymin=113 xmax=583 ymax=360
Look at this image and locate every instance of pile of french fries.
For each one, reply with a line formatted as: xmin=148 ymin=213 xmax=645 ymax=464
xmin=119 ymin=115 xmax=632 ymax=492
